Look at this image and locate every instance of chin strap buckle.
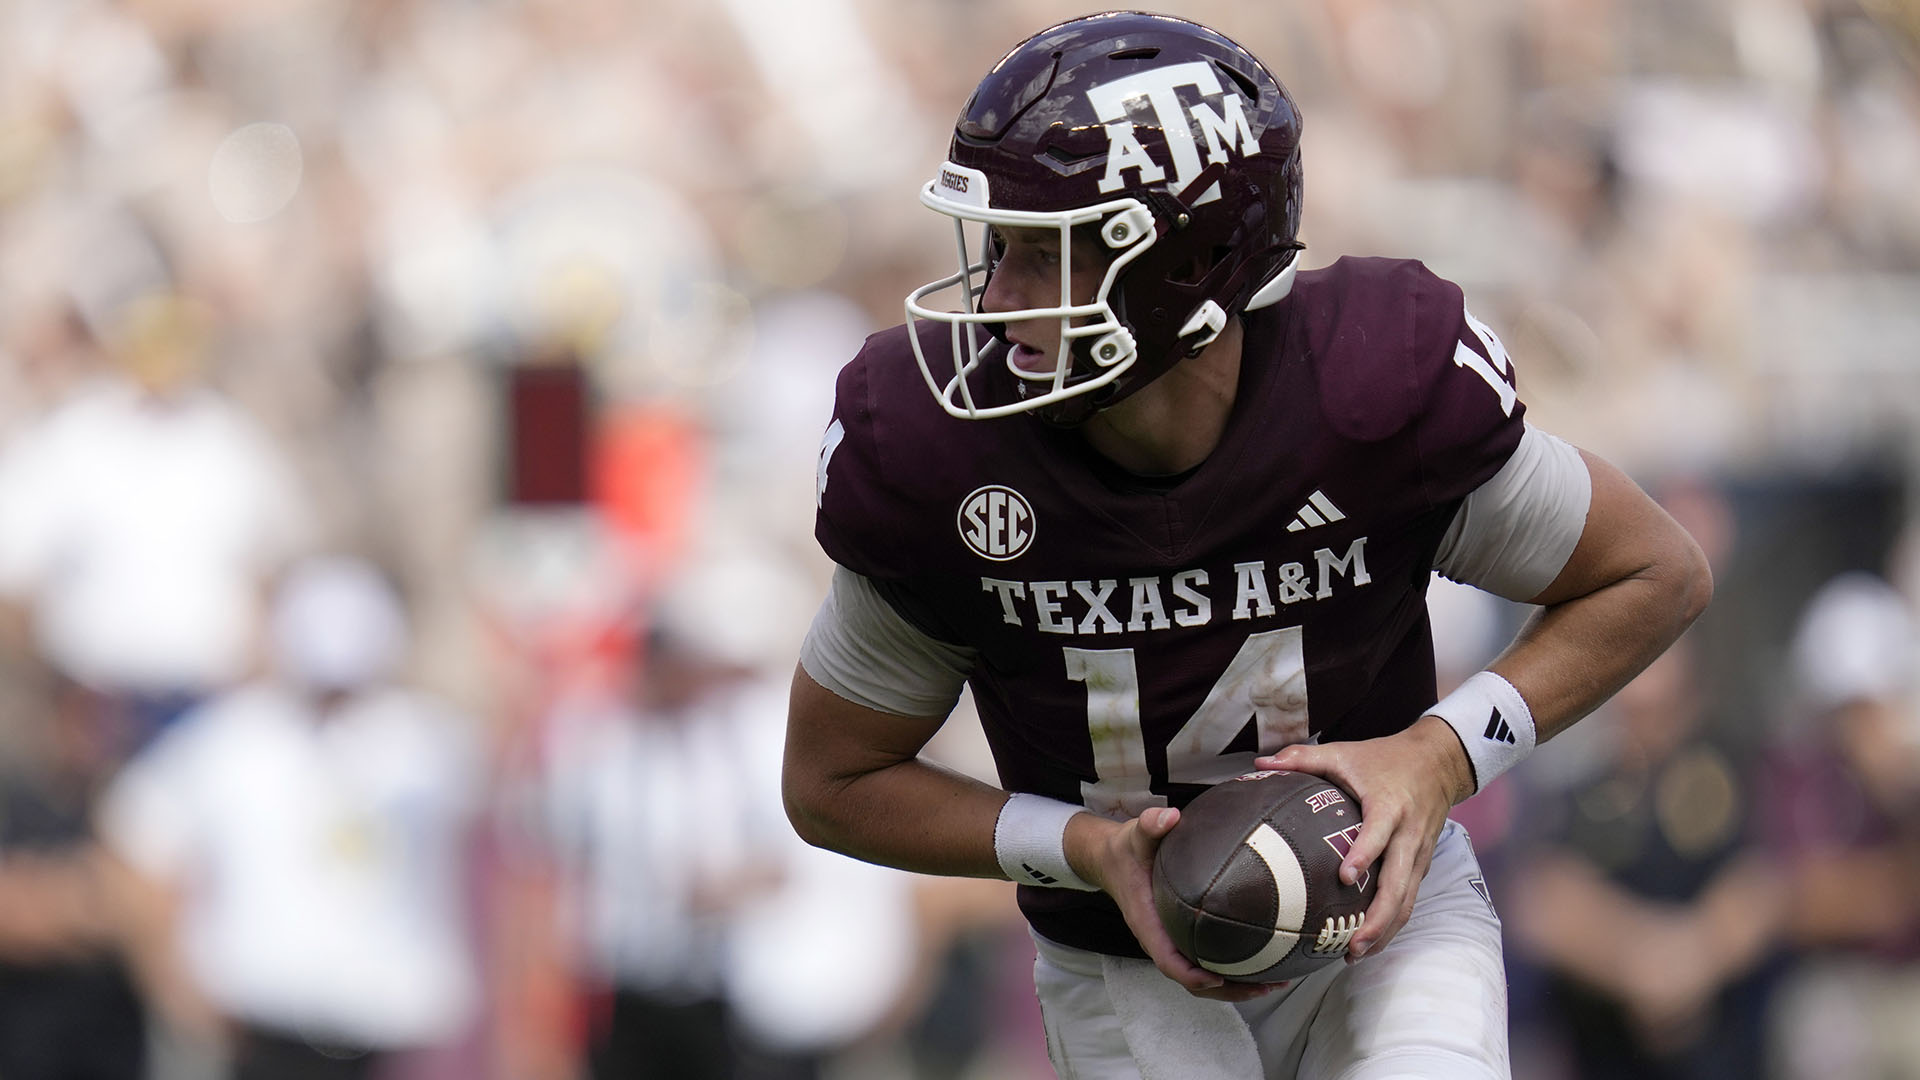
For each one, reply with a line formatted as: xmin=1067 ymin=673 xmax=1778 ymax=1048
xmin=1178 ymin=300 xmax=1228 ymax=350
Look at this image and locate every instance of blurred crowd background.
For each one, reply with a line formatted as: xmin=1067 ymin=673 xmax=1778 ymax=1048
xmin=0 ymin=0 xmax=1917 ymax=1078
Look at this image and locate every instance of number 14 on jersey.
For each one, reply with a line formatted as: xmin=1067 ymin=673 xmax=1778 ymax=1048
xmin=1067 ymin=627 xmax=1311 ymax=819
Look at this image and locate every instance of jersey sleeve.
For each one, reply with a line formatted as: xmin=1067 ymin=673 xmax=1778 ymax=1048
xmin=1433 ymin=423 xmax=1592 ymax=601
xmin=1302 ymin=258 xmax=1528 ymax=512
xmin=814 ymin=339 xmax=919 ymax=582
xmin=799 ymin=566 xmax=975 ymax=717
xmin=812 ymin=330 xmax=977 ymax=651
xmin=1405 ymin=270 xmax=1529 ymax=510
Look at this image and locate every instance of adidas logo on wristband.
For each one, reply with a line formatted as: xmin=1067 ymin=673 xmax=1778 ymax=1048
xmin=1429 ymin=672 xmax=1536 ymax=792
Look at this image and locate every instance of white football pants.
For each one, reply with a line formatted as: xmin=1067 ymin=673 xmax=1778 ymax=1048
xmin=1032 ymin=820 xmax=1509 ymax=1080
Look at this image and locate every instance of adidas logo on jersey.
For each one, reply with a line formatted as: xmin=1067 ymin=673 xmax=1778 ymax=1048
xmin=1483 ymin=709 xmax=1517 ymax=745
xmin=1285 ymin=490 xmax=1346 ymax=533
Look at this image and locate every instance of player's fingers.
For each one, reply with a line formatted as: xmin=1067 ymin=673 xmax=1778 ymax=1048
xmin=1349 ymin=828 xmax=1411 ymax=955
xmin=1147 ymin=941 xmax=1273 ymax=1001
xmin=1106 ymin=842 xmax=1224 ymax=994
xmin=1339 ymin=803 xmax=1394 ymax=887
xmin=1126 ymin=806 xmax=1179 ymax=864
xmin=1405 ymin=836 xmax=1438 ymax=891
xmin=1255 ymin=743 xmax=1332 ymax=776
xmin=1162 ymin=958 xmax=1226 ymax=993
xmin=1191 ymin=980 xmax=1283 ymax=1003
xmin=1132 ymin=915 xmax=1226 ymax=992
xmin=1116 ymin=810 xmax=1284 ymax=1001
xmin=1351 ymin=877 xmax=1402 ymax=960
xmin=1138 ymin=805 xmax=1180 ymax=839
xmin=1351 ymin=830 xmax=1422 ymax=959
xmin=1383 ymin=824 xmax=1445 ymax=944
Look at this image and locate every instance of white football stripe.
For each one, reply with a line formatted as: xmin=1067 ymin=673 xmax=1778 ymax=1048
xmin=1297 ymin=505 xmax=1326 ymax=528
xmin=1198 ymin=823 xmax=1306 ymax=977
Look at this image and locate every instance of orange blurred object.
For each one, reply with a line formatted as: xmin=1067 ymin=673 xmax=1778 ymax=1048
xmin=593 ymin=402 xmax=706 ymax=591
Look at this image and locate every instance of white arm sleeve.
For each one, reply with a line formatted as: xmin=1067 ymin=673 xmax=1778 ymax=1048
xmin=799 ymin=565 xmax=977 ymax=718
xmin=1433 ymin=424 xmax=1591 ymax=601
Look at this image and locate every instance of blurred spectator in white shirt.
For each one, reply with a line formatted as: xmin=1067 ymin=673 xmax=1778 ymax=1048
xmin=96 ymin=555 xmax=482 ymax=1080
xmin=0 ymin=292 xmax=313 ymax=741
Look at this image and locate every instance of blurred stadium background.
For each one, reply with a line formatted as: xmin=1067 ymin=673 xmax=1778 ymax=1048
xmin=0 ymin=0 xmax=1917 ymax=1078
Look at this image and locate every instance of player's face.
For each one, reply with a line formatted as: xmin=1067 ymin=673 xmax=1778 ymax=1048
xmin=981 ymin=225 xmax=1111 ymax=375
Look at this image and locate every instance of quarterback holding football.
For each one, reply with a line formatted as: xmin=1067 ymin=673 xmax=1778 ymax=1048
xmin=784 ymin=11 xmax=1710 ymax=1078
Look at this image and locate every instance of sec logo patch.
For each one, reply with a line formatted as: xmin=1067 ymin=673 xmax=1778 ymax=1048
xmin=958 ymin=485 xmax=1035 ymax=561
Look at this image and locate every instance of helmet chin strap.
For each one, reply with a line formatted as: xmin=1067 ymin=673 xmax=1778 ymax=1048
xmin=1035 ymin=251 xmax=1302 ymax=426
xmin=1176 ymin=253 xmax=1300 ymax=355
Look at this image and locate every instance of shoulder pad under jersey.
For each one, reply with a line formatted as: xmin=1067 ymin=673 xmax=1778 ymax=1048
xmin=1290 ymin=256 xmax=1527 ymax=508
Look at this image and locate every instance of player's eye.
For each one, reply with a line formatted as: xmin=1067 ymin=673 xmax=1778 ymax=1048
xmin=995 ymin=240 xmax=1061 ymax=276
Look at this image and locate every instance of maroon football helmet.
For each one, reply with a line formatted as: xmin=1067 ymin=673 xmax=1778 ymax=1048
xmin=906 ymin=12 xmax=1305 ymax=425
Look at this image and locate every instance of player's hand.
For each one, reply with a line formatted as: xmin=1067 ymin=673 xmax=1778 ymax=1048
xmin=1254 ymin=714 xmax=1473 ymax=962
xmin=1068 ymin=808 xmax=1281 ymax=1002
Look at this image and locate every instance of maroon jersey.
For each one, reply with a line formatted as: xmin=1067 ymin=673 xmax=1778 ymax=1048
xmin=815 ymin=256 xmax=1526 ymax=957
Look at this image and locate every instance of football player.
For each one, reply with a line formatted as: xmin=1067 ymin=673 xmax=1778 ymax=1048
xmin=784 ymin=13 xmax=1711 ymax=1078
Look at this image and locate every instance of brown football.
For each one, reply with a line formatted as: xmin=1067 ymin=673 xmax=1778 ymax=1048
xmin=1151 ymin=770 xmax=1378 ymax=983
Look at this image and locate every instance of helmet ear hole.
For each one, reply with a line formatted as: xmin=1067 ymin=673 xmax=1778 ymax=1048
xmin=1168 ymin=246 xmax=1235 ymax=286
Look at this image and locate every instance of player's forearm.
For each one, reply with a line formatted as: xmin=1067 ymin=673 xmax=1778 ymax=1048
xmin=784 ymin=669 xmax=1010 ymax=878
xmin=1492 ymin=532 xmax=1711 ymax=744
xmin=784 ymin=755 xmax=1009 ymax=878
xmin=1481 ymin=452 xmax=1713 ymax=743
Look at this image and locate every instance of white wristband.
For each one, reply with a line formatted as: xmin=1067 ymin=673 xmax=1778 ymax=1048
xmin=994 ymin=793 xmax=1099 ymax=891
xmin=1426 ymin=671 xmax=1536 ymax=793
